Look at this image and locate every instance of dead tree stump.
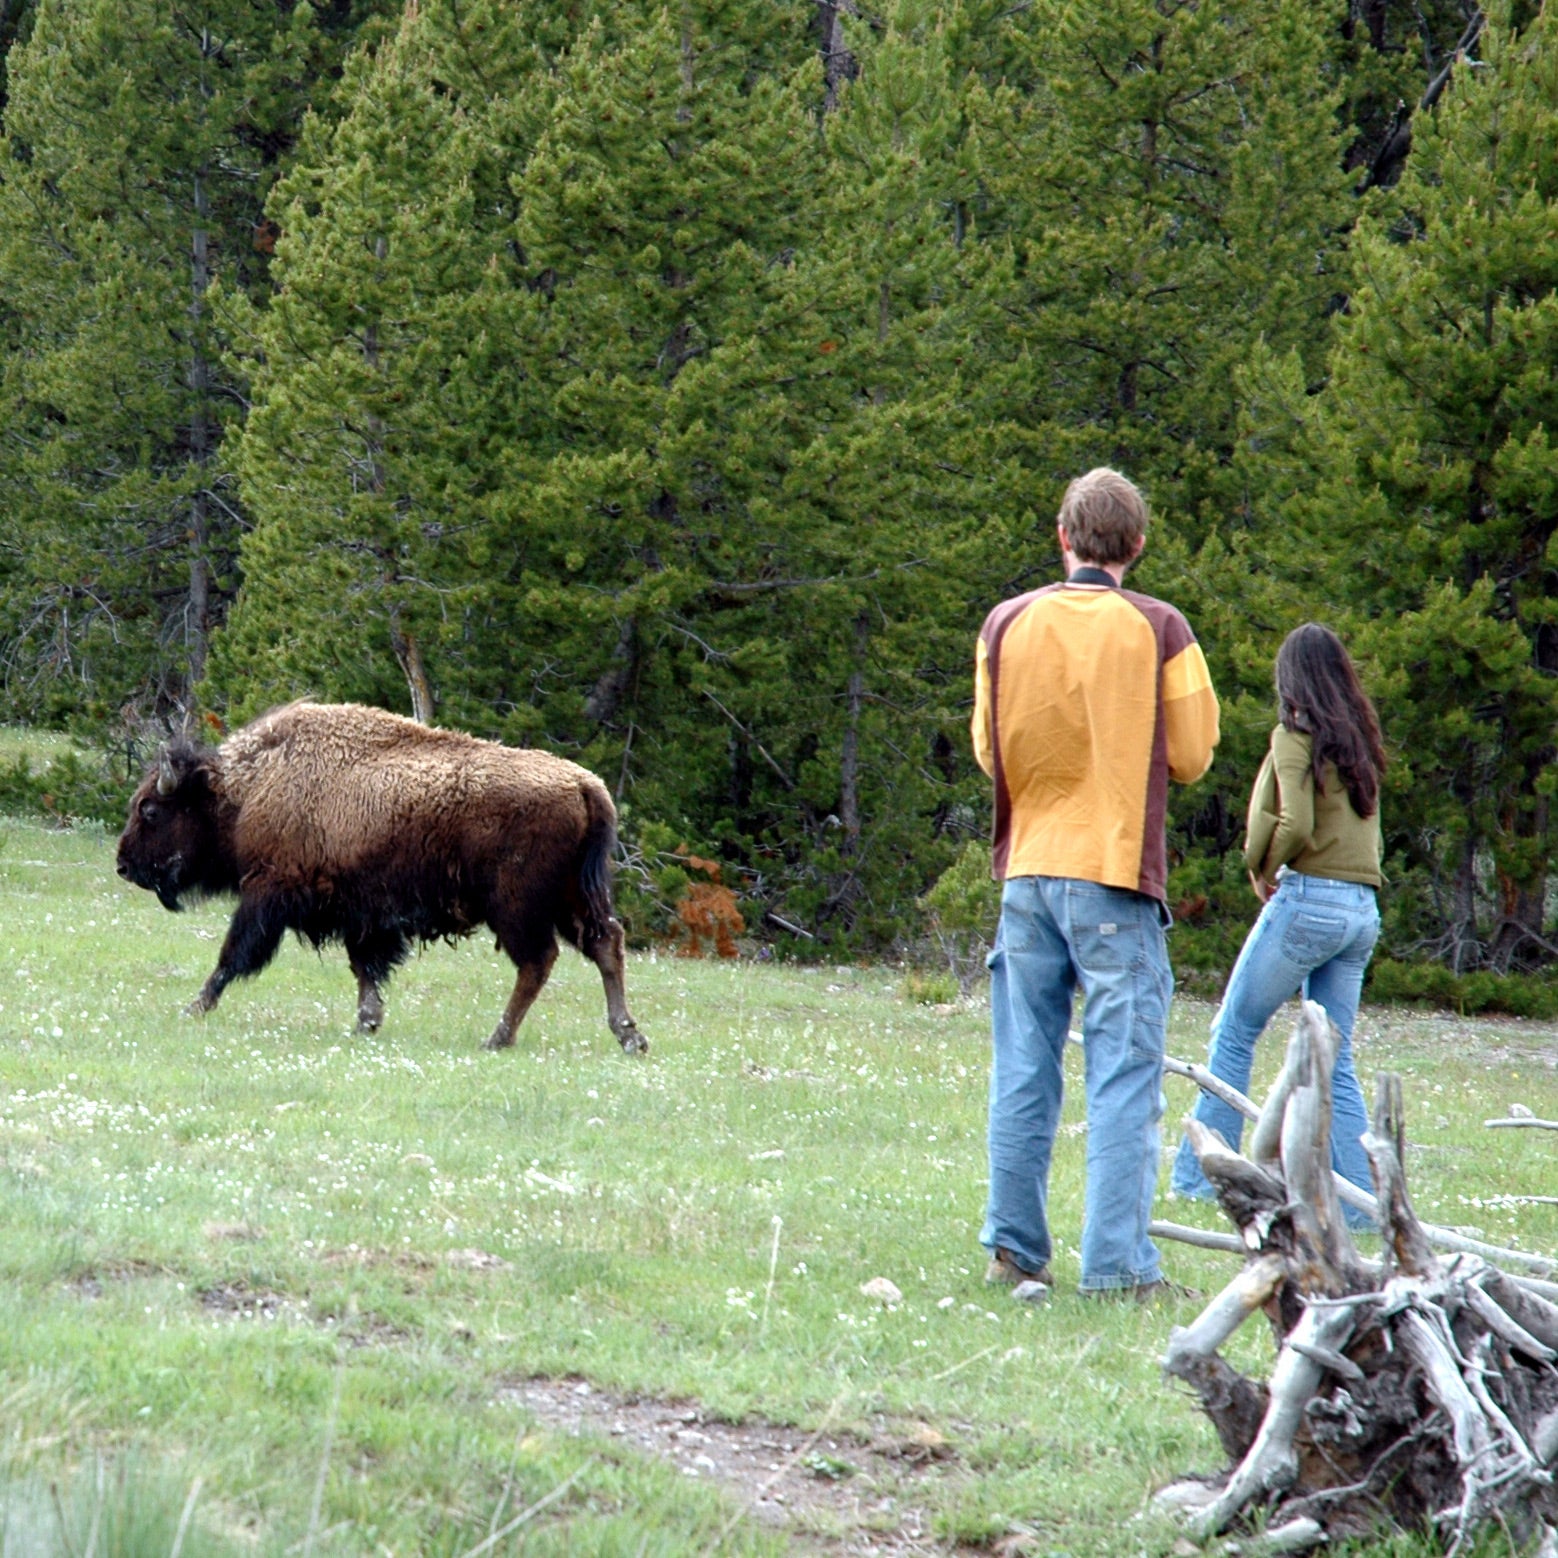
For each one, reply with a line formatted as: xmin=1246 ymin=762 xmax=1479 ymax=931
xmin=1157 ymin=999 xmax=1558 ymax=1555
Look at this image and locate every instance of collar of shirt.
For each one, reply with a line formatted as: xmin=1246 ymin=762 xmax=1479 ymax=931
xmin=1066 ymin=566 xmax=1119 ymax=588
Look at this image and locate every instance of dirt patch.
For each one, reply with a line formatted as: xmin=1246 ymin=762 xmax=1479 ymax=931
xmin=317 ymin=1245 xmax=508 ymax=1273
xmin=197 ymin=1279 xmax=410 ymax=1345
xmin=1358 ymin=1005 xmax=1558 ymax=1066
xmin=203 ymin=1220 xmax=265 ymax=1242
xmin=68 ymin=1258 xmax=171 ymax=1298
xmin=198 ymin=1279 xmax=306 ymax=1323
xmin=339 ymin=1313 xmax=416 ymax=1347
xmin=496 ymin=1376 xmax=982 ymax=1554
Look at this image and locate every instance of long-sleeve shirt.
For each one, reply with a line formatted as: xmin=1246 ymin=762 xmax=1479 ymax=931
xmin=1242 ymin=724 xmax=1383 ymax=889
xmin=972 ymin=574 xmax=1219 ymax=902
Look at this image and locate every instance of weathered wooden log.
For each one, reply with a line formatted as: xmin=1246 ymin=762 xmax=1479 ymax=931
xmin=1247 ymin=1039 xmax=1304 ymax=1173
xmin=1536 ymin=1408 xmax=1558 ymax=1465
xmin=1148 ymin=1219 xmax=1243 ymax=1254
xmin=1190 ymin=1303 xmax=1361 ymax=1539
xmin=1361 ymin=1075 xmax=1439 ymax=1281
xmin=1164 ymin=1254 xmax=1285 ymax=1464
xmin=1251 ymin=1518 xmax=1325 ymax=1555
xmin=1462 ymin=1275 xmax=1558 ymax=1363
xmin=1166 ymin=1047 xmax=1558 ymax=1277
xmin=1481 ymin=1269 xmax=1558 ymax=1353
xmin=1186 ymin=1118 xmax=1286 ymax=1242
xmin=1157 ymin=1000 xmax=1558 ymax=1555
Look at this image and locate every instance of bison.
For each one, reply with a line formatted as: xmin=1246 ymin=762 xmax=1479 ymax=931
xmin=115 ymin=701 xmax=647 ymax=1054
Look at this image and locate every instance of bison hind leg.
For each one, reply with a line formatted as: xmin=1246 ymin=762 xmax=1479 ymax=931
xmin=579 ymin=915 xmax=647 ymax=1055
xmin=346 ymin=928 xmax=410 ymax=1035
xmin=485 ymin=936 xmax=559 ymax=1051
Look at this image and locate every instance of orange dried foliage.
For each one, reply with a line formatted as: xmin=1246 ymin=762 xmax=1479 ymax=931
xmin=671 ymin=848 xmax=744 ymax=958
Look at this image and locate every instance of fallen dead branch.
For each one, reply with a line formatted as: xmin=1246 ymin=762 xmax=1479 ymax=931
xmin=1149 ymin=1220 xmax=1243 ymax=1254
xmin=1156 ymin=1000 xmax=1558 ymax=1555
xmin=1162 ymin=1053 xmax=1557 ymax=1279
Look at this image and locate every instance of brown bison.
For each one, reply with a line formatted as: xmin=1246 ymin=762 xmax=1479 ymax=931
xmin=115 ymin=701 xmax=647 ymax=1053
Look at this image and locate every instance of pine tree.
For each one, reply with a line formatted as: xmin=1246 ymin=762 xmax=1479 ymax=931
xmin=212 ymin=0 xmax=545 ymax=724
xmin=1252 ymin=1 xmax=1558 ymax=970
xmin=0 ymin=0 xmax=392 ymax=728
xmin=946 ymin=0 xmax=1356 ymax=932
xmin=1331 ymin=0 xmax=1486 ymax=190
xmin=756 ymin=0 xmax=1021 ymax=932
xmin=969 ymin=0 xmax=1353 ymax=534
xmin=0 ymin=0 xmax=39 ymax=120
xmin=215 ymin=0 xmax=1010 ymax=943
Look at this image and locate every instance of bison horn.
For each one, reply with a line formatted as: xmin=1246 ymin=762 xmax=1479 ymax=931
xmin=156 ymin=750 xmax=179 ymax=795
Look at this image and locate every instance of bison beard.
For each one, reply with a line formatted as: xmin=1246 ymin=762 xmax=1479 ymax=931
xmin=115 ymin=702 xmax=647 ymax=1054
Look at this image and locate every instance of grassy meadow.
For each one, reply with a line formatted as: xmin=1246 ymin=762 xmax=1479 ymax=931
xmin=1 ymin=815 xmax=1557 ymax=1557
xmin=0 ymin=726 xmax=85 ymax=766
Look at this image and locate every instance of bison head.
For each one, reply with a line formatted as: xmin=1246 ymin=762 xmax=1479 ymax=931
xmin=116 ymin=741 xmax=224 ymax=910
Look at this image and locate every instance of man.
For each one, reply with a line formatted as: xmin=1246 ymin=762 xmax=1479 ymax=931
xmin=971 ymin=467 xmax=1218 ymax=1301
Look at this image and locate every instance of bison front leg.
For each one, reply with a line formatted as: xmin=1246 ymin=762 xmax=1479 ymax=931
xmin=584 ymin=917 xmax=647 ymax=1055
xmin=190 ymin=898 xmax=285 ymax=1016
xmin=345 ymin=931 xmax=406 ymax=1035
xmin=352 ymin=970 xmax=385 ymax=1034
xmin=485 ymin=941 xmax=559 ymax=1051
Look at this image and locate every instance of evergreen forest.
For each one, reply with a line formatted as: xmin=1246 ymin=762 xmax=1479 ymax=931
xmin=1 ymin=0 xmax=1555 ymax=995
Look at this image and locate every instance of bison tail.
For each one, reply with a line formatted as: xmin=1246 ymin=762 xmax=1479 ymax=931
xmin=578 ymin=782 xmax=620 ymax=940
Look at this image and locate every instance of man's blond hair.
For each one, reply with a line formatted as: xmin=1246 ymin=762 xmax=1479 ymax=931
xmin=1058 ymin=467 xmax=1148 ymax=566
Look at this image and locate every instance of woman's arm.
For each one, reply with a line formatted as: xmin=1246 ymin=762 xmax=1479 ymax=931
xmin=1259 ymin=727 xmax=1316 ymax=882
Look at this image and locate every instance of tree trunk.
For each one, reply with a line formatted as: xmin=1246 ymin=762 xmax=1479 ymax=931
xmin=584 ymin=619 xmax=638 ymax=728
xmin=837 ymin=610 xmax=868 ymax=856
xmin=186 ymin=137 xmax=213 ymax=694
xmin=1449 ymin=832 xmax=1480 ymax=973
xmin=388 ymin=612 xmax=435 ymax=724
xmin=817 ymin=0 xmax=858 ymax=112
xmin=1490 ymin=786 xmax=1553 ymax=971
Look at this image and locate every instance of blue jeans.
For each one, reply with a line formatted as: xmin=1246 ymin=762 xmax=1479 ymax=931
xmin=982 ymin=875 xmax=1172 ymax=1292
xmin=1170 ymin=872 xmax=1379 ymax=1207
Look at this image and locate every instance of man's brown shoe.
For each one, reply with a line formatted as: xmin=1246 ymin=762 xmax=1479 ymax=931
xmin=984 ymin=1248 xmax=1053 ymax=1288
xmin=1080 ymin=1278 xmax=1202 ymax=1304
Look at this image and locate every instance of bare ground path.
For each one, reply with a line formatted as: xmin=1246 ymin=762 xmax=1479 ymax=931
xmin=497 ymin=1377 xmax=988 ymax=1554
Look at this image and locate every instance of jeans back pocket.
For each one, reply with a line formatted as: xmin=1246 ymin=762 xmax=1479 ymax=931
xmin=1280 ymin=909 xmax=1349 ymax=966
xmin=1067 ymin=885 xmax=1144 ymax=973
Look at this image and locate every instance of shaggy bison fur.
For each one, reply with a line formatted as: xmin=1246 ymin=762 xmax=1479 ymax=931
xmin=115 ymin=701 xmax=647 ymax=1053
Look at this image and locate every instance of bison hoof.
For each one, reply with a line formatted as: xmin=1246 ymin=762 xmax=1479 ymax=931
xmin=617 ymin=1026 xmax=649 ymax=1056
xmin=185 ymin=996 xmax=212 ymax=1018
xmin=357 ymin=1014 xmax=381 ymax=1035
xmin=483 ymin=1029 xmax=515 ymax=1051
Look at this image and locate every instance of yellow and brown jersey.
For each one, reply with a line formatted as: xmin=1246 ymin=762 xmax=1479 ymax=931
xmin=972 ymin=576 xmax=1218 ymax=901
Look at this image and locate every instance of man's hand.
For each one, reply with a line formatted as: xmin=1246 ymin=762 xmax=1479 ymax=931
xmin=1249 ymin=871 xmax=1274 ymax=905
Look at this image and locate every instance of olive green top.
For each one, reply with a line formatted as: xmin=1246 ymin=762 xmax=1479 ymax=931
xmin=1242 ymin=724 xmax=1383 ymax=890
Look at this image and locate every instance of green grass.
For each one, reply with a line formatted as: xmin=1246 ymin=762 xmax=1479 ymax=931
xmin=1 ymin=816 xmax=1556 ymax=1555
xmin=0 ymin=727 xmax=82 ymax=766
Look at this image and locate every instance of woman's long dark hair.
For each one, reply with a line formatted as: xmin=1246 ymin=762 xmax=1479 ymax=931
xmin=1275 ymin=624 xmax=1386 ymax=818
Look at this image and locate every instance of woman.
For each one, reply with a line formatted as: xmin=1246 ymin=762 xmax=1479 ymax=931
xmin=1170 ymin=623 xmax=1385 ymax=1212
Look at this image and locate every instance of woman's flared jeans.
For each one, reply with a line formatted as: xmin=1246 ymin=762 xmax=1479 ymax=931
xmin=1170 ymin=872 xmax=1379 ymax=1204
